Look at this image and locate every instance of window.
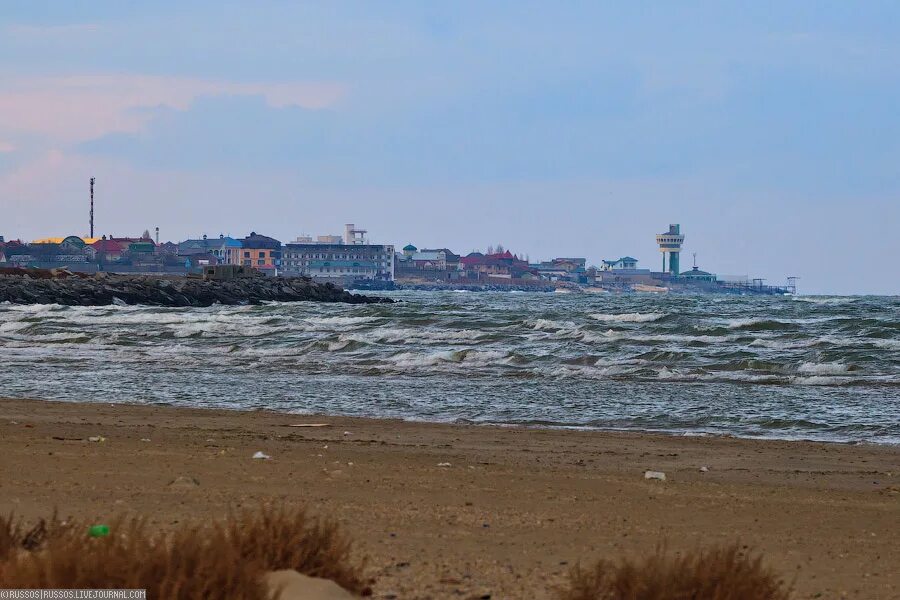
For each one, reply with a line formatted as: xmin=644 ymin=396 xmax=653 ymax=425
xmin=244 ymin=251 xmax=250 ymax=258
xmin=257 ymin=259 xmax=265 ymax=265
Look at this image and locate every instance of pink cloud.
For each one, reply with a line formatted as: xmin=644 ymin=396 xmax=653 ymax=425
xmin=0 ymin=141 xmax=15 ymax=153
xmin=0 ymin=74 xmax=347 ymax=143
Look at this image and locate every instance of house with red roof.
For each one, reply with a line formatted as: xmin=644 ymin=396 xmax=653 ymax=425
xmin=89 ymin=238 xmax=127 ymax=262
xmin=459 ymin=250 xmax=537 ymax=280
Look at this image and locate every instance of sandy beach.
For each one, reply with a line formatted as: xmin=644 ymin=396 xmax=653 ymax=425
xmin=1 ymin=398 xmax=897 ymax=599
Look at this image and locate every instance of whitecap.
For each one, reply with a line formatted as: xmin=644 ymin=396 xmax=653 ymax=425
xmin=797 ymin=362 xmax=853 ymax=376
xmin=589 ymin=312 xmax=667 ymax=323
xmin=790 ymin=375 xmax=853 ymax=386
xmin=528 ymin=318 xmax=578 ymax=331
xmin=303 ymin=315 xmax=378 ymax=327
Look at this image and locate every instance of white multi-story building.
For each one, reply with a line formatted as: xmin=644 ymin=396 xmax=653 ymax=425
xmin=282 ymin=240 xmax=395 ymax=282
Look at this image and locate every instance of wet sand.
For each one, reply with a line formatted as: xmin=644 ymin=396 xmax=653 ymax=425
xmin=1 ymin=398 xmax=897 ymax=599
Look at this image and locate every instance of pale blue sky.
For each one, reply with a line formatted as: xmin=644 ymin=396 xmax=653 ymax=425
xmin=1 ymin=2 xmax=898 ymax=293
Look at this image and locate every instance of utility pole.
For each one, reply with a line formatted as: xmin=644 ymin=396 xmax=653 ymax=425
xmin=89 ymin=177 xmax=95 ymax=238
xmin=155 ymin=227 xmax=160 ymax=245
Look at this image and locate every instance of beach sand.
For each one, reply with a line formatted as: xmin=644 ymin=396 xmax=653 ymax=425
xmin=1 ymin=398 xmax=897 ymax=599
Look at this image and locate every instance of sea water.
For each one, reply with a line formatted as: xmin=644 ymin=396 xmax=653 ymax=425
xmin=1 ymin=291 xmax=897 ymax=444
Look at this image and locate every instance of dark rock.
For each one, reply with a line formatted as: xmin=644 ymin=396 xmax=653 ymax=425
xmin=0 ymin=269 xmax=393 ymax=307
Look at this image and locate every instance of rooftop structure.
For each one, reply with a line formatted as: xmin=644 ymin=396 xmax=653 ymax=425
xmin=656 ymin=224 xmax=685 ymax=276
xmin=344 ymin=223 xmax=368 ymax=245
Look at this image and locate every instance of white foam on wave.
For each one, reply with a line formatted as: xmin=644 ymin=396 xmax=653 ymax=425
xmin=344 ymin=327 xmax=486 ymax=345
xmin=302 ymin=315 xmax=378 ymax=328
xmin=749 ymin=337 xmax=818 ymax=350
xmin=388 ymin=350 xmax=464 ymax=367
xmin=8 ymin=331 xmax=92 ymax=342
xmin=724 ymin=317 xmax=791 ymax=329
xmin=172 ymin=320 xmax=281 ymax=338
xmin=1 ymin=303 xmax=66 ymax=314
xmin=797 ymin=362 xmax=852 ymax=376
xmin=548 ymin=364 xmax=633 ymax=379
xmin=529 ymin=318 xmax=578 ymax=331
xmin=791 ymin=375 xmax=853 ymax=386
xmin=871 ymin=338 xmax=900 ymax=350
xmin=602 ymin=330 xmax=724 ymax=345
xmin=589 ymin=312 xmax=667 ymax=323
xmin=792 ymin=296 xmax=856 ymax=305
xmin=387 ymin=349 xmax=508 ymax=369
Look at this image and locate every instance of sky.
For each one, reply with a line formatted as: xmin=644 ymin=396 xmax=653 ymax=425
xmin=1 ymin=2 xmax=898 ymax=294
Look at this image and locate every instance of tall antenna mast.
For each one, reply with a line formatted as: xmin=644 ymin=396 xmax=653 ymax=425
xmin=89 ymin=177 xmax=95 ymax=238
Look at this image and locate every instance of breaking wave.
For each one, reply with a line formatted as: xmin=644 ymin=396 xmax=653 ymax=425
xmin=589 ymin=312 xmax=668 ymax=323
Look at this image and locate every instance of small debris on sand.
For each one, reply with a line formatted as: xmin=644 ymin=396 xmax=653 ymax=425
xmin=167 ymin=476 xmax=200 ymax=489
xmin=263 ymin=570 xmax=356 ymax=600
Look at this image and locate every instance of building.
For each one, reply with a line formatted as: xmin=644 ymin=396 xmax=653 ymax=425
xmin=421 ymin=248 xmax=460 ymax=270
xmin=656 ymin=224 xmax=685 ymax=276
xmin=178 ymin=235 xmax=242 ymax=264
xmin=239 ymin=232 xmax=282 ymax=271
xmin=679 ymin=256 xmax=717 ymax=282
xmin=395 ymin=244 xmax=461 ymax=281
xmin=679 ymin=266 xmax=717 ymax=282
xmin=532 ymin=257 xmax=587 ymax=281
xmin=90 ymin=238 xmax=127 ymax=262
xmin=282 ymin=241 xmax=394 ymax=282
xmin=459 ymin=250 xmax=537 ymax=280
xmin=600 ymin=256 xmax=639 ymax=271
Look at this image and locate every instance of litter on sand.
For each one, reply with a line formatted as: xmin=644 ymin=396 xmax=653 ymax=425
xmin=252 ymin=451 xmax=271 ymax=460
xmin=437 ymin=462 xmax=452 ymax=467
xmin=87 ymin=436 xmax=106 ymax=443
xmin=644 ymin=470 xmax=667 ymax=481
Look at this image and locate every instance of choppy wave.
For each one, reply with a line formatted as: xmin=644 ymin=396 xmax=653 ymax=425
xmin=1 ymin=291 xmax=898 ymax=444
xmin=589 ymin=312 xmax=667 ymax=323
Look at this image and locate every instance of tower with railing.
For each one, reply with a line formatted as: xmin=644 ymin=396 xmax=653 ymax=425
xmin=656 ymin=224 xmax=685 ymax=276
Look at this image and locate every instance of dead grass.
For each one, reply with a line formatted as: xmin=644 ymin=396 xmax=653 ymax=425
xmin=0 ymin=512 xmax=68 ymax=561
xmin=0 ymin=505 xmax=368 ymax=598
xmin=560 ymin=543 xmax=792 ymax=600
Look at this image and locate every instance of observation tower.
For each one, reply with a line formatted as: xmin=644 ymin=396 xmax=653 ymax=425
xmin=656 ymin=224 xmax=685 ymax=276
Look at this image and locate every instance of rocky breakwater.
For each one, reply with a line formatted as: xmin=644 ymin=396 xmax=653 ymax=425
xmin=0 ymin=268 xmax=392 ymax=306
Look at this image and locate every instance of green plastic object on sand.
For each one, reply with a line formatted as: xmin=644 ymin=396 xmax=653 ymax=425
xmin=88 ymin=525 xmax=109 ymax=538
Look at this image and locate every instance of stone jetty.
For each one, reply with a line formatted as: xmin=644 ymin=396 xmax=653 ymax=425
xmin=0 ymin=268 xmax=391 ymax=307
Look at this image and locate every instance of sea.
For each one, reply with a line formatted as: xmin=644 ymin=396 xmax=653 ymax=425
xmin=1 ymin=291 xmax=898 ymax=444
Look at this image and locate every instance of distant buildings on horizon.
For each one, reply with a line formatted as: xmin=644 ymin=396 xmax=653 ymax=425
xmin=1 ymin=222 xmax=759 ymax=291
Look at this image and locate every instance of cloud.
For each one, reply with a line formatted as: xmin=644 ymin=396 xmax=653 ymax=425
xmin=0 ymin=141 xmax=15 ymax=153
xmin=0 ymin=74 xmax=346 ymax=143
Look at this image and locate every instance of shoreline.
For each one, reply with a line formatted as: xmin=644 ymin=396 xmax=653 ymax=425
xmin=2 ymin=397 xmax=898 ymax=599
xmin=2 ymin=394 xmax=895 ymax=447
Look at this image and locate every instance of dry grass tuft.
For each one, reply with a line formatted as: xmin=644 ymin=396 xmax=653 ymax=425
xmin=560 ymin=543 xmax=791 ymax=600
xmin=0 ymin=505 xmax=368 ymax=598
xmin=0 ymin=512 xmax=70 ymax=561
